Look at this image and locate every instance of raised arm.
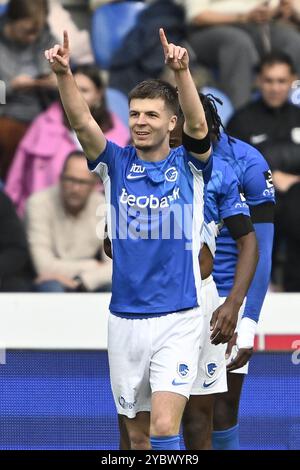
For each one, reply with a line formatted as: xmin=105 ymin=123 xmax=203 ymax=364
xmin=159 ymin=28 xmax=211 ymax=161
xmin=44 ymin=31 xmax=106 ymax=161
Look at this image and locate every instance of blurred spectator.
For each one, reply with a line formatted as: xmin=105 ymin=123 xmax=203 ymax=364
xmin=48 ymin=0 xmax=94 ymax=65
xmin=109 ymin=0 xmax=185 ymax=94
xmin=25 ymin=150 xmax=111 ymax=293
xmin=0 ymin=191 xmax=33 ymax=292
xmin=5 ymin=64 xmax=129 ymax=217
xmin=227 ymin=52 xmax=300 ymax=290
xmin=0 ymin=0 xmax=57 ymax=180
xmin=177 ymin=0 xmax=300 ymax=109
xmin=276 ymin=0 xmax=300 ymax=24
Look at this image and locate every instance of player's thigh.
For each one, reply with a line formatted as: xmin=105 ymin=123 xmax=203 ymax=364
xmin=192 ymin=279 xmax=227 ymax=396
xmin=150 ymin=308 xmax=203 ymax=400
xmin=108 ymin=314 xmax=151 ymax=418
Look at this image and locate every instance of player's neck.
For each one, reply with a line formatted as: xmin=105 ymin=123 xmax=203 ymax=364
xmin=135 ymin=142 xmax=171 ymax=162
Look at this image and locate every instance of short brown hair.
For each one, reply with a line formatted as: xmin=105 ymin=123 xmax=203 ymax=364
xmin=128 ymin=79 xmax=179 ymax=116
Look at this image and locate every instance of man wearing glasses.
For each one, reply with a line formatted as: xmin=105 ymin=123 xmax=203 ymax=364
xmin=25 ymin=150 xmax=111 ymax=293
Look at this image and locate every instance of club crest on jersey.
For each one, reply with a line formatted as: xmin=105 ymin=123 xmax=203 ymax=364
xmin=206 ymin=362 xmax=217 ymax=378
xmin=177 ymin=363 xmax=189 ymax=378
xmin=165 ymin=166 xmax=178 ymax=182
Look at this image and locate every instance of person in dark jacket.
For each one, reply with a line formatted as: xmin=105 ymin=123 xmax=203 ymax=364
xmin=0 ymin=191 xmax=33 ymax=291
xmin=227 ymin=52 xmax=300 ymax=290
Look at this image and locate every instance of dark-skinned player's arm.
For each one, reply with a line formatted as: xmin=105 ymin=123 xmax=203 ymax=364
xmin=210 ymin=227 xmax=258 ymax=346
xmin=159 ymin=28 xmax=211 ymax=162
xmin=209 ymin=164 xmax=259 ymax=346
xmin=44 ymin=31 xmax=106 ymax=161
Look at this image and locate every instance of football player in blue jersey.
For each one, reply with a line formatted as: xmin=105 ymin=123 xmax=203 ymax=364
xmin=181 ymin=96 xmax=275 ymax=450
xmin=105 ymin=96 xmax=259 ymax=450
xmin=45 ymin=29 xmax=221 ymax=451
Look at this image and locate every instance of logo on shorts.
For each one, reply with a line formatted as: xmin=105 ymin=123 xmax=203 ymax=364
xmin=172 ymin=378 xmax=188 ymax=386
xmin=118 ymin=396 xmax=136 ymax=410
xmin=177 ymin=363 xmax=189 ymax=378
xmin=206 ymin=362 xmax=217 ymax=378
xmin=202 ymin=379 xmax=217 ymax=388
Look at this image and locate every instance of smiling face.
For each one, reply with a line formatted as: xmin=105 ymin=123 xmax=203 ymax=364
xmin=258 ymin=63 xmax=295 ymax=108
xmin=129 ymin=97 xmax=177 ymax=157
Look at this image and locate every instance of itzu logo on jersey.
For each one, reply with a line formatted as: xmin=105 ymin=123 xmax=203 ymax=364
xmin=120 ymin=187 xmax=180 ymax=209
xmin=127 ymin=164 xmax=146 ymax=180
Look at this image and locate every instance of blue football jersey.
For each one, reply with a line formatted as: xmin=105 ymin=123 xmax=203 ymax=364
xmin=212 ymin=134 xmax=275 ymax=296
xmin=88 ymin=141 xmax=212 ymax=316
xmin=203 ymin=156 xmax=250 ymax=256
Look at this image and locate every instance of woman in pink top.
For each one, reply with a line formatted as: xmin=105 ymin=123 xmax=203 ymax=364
xmin=5 ymin=64 xmax=130 ymax=216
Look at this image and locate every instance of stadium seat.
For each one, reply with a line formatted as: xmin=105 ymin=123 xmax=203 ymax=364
xmin=92 ymin=1 xmax=146 ymax=70
xmin=106 ymin=87 xmax=129 ymax=127
xmin=202 ymin=86 xmax=234 ymax=126
xmin=0 ymin=3 xmax=7 ymax=16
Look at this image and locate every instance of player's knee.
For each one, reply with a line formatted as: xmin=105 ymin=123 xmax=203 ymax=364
xmin=151 ymin=415 xmax=176 ymax=437
xmin=214 ymin=397 xmax=239 ymax=430
xmin=128 ymin=429 xmax=150 ymax=450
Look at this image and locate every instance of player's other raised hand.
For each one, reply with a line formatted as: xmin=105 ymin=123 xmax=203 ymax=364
xmin=159 ymin=27 xmax=189 ymax=71
xmin=44 ymin=30 xmax=70 ymax=75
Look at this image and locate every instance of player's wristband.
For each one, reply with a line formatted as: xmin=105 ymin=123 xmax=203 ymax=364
xmin=236 ymin=317 xmax=257 ymax=349
xmin=182 ymin=130 xmax=211 ymax=154
xmin=224 ymin=214 xmax=254 ymax=240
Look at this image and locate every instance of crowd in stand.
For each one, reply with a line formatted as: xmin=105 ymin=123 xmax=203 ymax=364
xmin=1 ymin=0 xmax=300 ymax=292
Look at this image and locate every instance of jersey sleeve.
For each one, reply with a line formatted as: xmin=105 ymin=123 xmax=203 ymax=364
xmin=182 ymin=146 xmax=213 ymax=183
xmin=87 ymin=140 xmax=124 ymax=182
xmin=218 ymin=164 xmax=250 ymax=220
xmin=243 ymin=148 xmax=275 ymax=207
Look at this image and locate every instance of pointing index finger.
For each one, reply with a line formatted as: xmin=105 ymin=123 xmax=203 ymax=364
xmin=63 ymin=30 xmax=69 ymax=50
xmin=159 ymin=28 xmax=169 ymax=53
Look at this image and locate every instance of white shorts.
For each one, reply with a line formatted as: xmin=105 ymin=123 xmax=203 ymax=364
xmin=108 ymin=307 xmax=203 ymax=418
xmin=191 ymin=276 xmax=227 ymax=395
xmin=220 ymin=297 xmax=249 ymax=375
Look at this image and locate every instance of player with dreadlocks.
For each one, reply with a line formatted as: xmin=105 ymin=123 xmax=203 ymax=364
xmin=182 ymin=94 xmax=275 ymax=450
xmin=110 ymin=93 xmax=261 ymax=450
